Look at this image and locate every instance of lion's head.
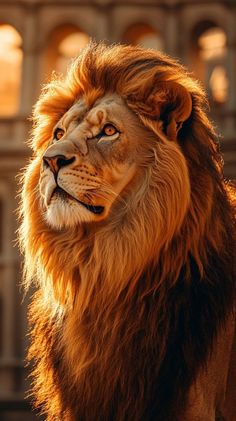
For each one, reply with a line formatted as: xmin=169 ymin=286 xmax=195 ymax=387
xmin=39 ymin=89 xmax=191 ymax=233
xmin=19 ymin=43 xmax=235 ymax=421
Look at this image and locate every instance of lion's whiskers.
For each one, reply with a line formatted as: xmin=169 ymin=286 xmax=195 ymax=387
xmin=76 ymin=181 xmax=129 ymax=210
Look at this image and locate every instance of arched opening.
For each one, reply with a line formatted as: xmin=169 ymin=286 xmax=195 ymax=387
xmin=43 ymin=25 xmax=90 ymax=78
xmin=56 ymin=31 xmax=90 ymax=74
xmin=190 ymin=23 xmax=228 ymax=105
xmin=0 ymin=24 xmax=22 ymax=116
xmin=122 ymin=23 xmax=163 ymax=51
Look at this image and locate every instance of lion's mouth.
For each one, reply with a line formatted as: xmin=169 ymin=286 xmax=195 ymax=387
xmin=53 ymin=187 xmax=104 ymax=215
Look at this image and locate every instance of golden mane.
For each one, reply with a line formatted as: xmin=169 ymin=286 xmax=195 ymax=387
xmin=19 ymin=43 xmax=236 ymax=420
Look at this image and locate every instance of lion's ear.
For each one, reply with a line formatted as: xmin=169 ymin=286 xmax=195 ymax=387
xmin=155 ymin=81 xmax=192 ymax=141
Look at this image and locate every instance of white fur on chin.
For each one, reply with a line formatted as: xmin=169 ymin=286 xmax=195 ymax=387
xmin=45 ymin=197 xmax=94 ymax=229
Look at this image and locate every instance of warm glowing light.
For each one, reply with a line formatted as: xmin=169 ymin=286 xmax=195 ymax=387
xmin=56 ymin=32 xmax=89 ymax=73
xmin=209 ymin=65 xmax=228 ymax=103
xmin=59 ymin=32 xmax=89 ymax=57
xmin=136 ymin=33 xmax=163 ymax=51
xmin=198 ymin=28 xmax=226 ymax=61
xmin=0 ymin=25 xmax=22 ymax=61
xmin=0 ymin=25 xmax=22 ymax=116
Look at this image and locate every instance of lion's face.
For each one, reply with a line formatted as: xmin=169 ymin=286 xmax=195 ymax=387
xmin=40 ymin=94 xmax=150 ymax=229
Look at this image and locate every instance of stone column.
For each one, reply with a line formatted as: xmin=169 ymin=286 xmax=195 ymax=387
xmin=165 ymin=6 xmax=179 ymax=57
xmin=0 ymin=181 xmax=18 ymax=395
xmin=93 ymin=5 xmax=109 ymax=42
xmin=19 ymin=7 xmax=39 ymax=117
xmin=224 ymin=35 xmax=236 ymax=137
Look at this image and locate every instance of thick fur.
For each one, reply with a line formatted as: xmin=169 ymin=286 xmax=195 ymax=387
xmin=19 ymin=43 xmax=236 ymax=420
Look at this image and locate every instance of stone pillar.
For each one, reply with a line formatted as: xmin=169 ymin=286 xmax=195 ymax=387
xmin=222 ymin=9 xmax=236 ymax=179
xmin=19 ymin=8 xmax=39 ymax=117
xmin=165 ymin=7 xmax=179 ymax=57
xmin=93 ymin=6 xmax=109 ymax=42
xmin=0 ymin=181 xmax=17 ymax=396
xmin=224 ymin=36 xmax=236 ymax=138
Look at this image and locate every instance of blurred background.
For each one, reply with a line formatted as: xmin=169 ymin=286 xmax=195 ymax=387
xmin=0 ymin=0 xmax=235 ymax=420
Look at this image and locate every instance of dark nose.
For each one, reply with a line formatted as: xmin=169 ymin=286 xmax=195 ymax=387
xmin=43 ymin=155 xmax=75 ymax=174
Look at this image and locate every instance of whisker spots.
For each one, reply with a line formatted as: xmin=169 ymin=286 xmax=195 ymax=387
xmin=74 ymin=168 xmax=99 ymax=178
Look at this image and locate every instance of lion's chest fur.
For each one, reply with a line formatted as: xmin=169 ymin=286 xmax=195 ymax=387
xmin=42 ymin=256 xmax=235 ymax=421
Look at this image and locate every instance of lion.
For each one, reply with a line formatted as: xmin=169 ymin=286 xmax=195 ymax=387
xmin=19 ymin=43 xmax=236 ymax=421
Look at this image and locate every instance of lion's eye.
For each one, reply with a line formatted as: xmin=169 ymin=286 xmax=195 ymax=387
xmin=102 ymin=124 xmax=118 ymax=137
xmin=54 ymin=128 xmax=65 ymax=141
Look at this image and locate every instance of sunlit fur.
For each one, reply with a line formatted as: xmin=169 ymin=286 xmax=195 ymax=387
xmin=18 ymin=43 xmax=236 ymax=420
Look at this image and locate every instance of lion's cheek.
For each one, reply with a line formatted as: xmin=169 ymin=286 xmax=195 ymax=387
xmin=155 ymin=144 xmax=191 ymax=241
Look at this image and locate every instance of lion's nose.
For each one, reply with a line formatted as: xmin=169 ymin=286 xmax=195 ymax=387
xmin=43 ymin=154 xmax=75 ymax=174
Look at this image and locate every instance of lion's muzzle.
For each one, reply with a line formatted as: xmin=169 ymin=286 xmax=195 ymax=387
xmin=43 ymin=154 xmax=76 ymax=178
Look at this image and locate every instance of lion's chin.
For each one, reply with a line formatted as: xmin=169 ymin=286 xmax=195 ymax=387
xmin=42 ymin=187 xmax=106 ymax=229
xmin=44 ymin=196 xmax=104 ymax=230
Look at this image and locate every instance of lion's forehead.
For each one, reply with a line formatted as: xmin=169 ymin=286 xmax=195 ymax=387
xmin=61 ymin=94 xmax=126 ymax=135
xmin=61 ymin=101 xmax=86 ymax=127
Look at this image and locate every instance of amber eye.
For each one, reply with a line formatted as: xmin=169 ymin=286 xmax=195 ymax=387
xmin=54 ymin=128 xmax=65 ymax=141
xmin=103 ymin=124 xmax=118 ymax=136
